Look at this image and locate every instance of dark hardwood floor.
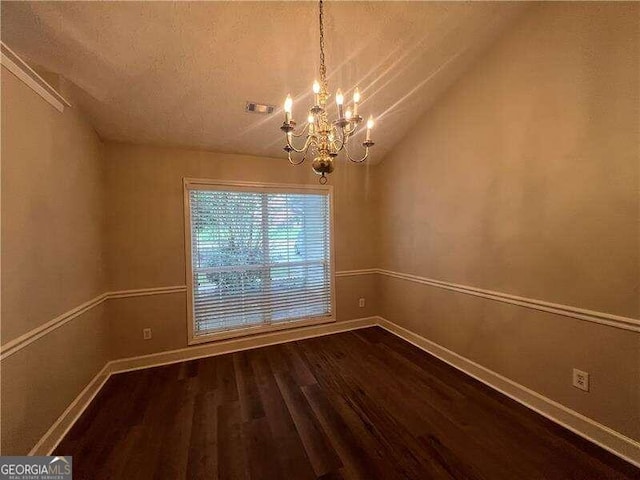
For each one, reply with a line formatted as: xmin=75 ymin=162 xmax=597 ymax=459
xmin=55 ymin=327 xmax=639 ymax=479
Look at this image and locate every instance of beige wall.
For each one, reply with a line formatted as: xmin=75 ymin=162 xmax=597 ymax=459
xmin=103 ymin=142 xmax=377 ymax=359
xmin=374 ymin=2 xmax=640 ymax=440
xmin=2 ymin=71 xmax=107 ymax=341
xmin=1 ymin=68 xmax=109 ymax=454
xmin=3 ymin=0 xmax=639 ymax=457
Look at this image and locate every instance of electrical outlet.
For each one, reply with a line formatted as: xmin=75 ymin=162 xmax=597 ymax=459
xmin=143 ymin=328 xmax=152 ymax=340
xmin=572 ymin=368 xmax=589 ymax=392
xmin=358 ymin=298 xmax=366 ymax=308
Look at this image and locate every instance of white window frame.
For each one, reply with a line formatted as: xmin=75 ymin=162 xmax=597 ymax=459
xmin=183 ymin=178 xmax=336 ymax=345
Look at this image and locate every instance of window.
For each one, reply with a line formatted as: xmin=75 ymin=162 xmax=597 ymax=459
xmin=184 ymin=179 xmax=335 ymax=344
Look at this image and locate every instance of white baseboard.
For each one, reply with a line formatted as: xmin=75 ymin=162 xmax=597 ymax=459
xmin=377 ymin=317 xmax=640 ymax=468
xmin=109 ymin=317 xmax=377 ymax=374
xmin=30 ymin=314 xmax=639 ymax=469
xmin=31 ymin=316 xmax=377 ymax=455
xmin=29 ymin=363 xmax=112 ymax=456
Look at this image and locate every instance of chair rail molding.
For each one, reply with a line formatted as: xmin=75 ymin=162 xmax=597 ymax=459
xmin=344 ymin=268 xmax=640 ymax=332
xmin=0 ymin=286 xmax=185 ymax=361
xmin=0 ymin=294 xmax=109 ymax=361
xmin=4 ymin=269 xmax=638 ymax=361
xmin=335 ymin=269 xmax=377 ymax=277
xmin=0 ymin=269 xmax=373 ymax=360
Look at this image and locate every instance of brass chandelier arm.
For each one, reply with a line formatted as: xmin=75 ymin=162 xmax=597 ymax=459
xmin=285 ymin=133 xmax=313 ymax=154
xmin=289 ymin=123 xmax=310 ymax=138
xmin=344 ymin=141 xmax=370 ymax=163
xmin=287 ymin=143 xmax=311 ymax=165
xmin=331 ymin=121 xmax=359 ymax=153
xmin=328 ymin=124 xmax=345 ymax=152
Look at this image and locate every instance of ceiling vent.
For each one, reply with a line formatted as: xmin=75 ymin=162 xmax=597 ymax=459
xmin=245 ymin=101 xmax=275 ymax=115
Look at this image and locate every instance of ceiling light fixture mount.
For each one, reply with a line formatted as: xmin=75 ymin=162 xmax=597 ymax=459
xmin=280 ymin=0 xmax=375 ymax=184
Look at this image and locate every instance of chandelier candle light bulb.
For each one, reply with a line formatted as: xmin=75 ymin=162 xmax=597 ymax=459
xmin=308 ymin=113 xmax=315 ymax=134
xmin=335 ymin=89 xmax=345 ymax=119
xmin=284 ymin=94 xmax=293 ymax=123
xmin=280 ymin=0 xmax=376 ymax=183
xmin=353 ymin=87 xmax=361 ymax=116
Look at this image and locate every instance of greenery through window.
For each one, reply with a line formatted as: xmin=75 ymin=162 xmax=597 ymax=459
xmin=188 ymin=187 xmax=332 ymax=336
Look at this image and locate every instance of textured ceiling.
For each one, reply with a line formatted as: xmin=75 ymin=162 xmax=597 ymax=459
xmin=1 ymin=1 xmax=525 ymax=162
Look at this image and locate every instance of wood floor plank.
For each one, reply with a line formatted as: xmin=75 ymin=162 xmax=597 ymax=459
xmin=54 ymin=328 xmax=640 ymax=479
xmin=121 ymin=364 xmax=184 ymax=480
xmin=217 ymin=401 xmax=250 ymax=480
xmin=233 ymin=351 xmax=265 ymax=422
xmin=301 ymin=383 xmax=383 ymax=480
xmin=274 ymin=369 xmax=342 ymax=476
xmin=347 ymin=332 xmax=547 ymax=477
xmin=152 ymin=376 xmax=197 ymax=480
xmin=298 ymin=334 xmax=459 ymax=479
xmin=248 ymin=348 xmax=317 ymax=480
xmin=282 ymin=342 xmax=318 ymax=386
xmin=217 ymin=354 xmax=239 ymax=403
xmin=186 ymin=390 xmax=219 ymax=480
xmin=242 ymin=416 xmax=283 ymax=480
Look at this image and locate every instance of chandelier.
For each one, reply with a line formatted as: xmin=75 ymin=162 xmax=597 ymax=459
xmin=280 ymin=0 xmax=376 ymax=184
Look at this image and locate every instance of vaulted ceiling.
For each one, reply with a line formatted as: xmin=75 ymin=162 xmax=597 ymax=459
xmin=1 ymin=1 xmax=525 ymax=162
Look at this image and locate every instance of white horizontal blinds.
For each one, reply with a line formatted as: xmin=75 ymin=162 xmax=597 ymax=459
xmin=267 ymin=193 xmax=330 ymax=322
xmin=189 ymin=188 xmax=331 ymax=336
xmin=190 ymin=191 xmax=265 ymax=333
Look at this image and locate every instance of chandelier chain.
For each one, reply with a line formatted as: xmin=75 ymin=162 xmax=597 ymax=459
xmin=318 ymin=0 xmax=327 ymax=90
